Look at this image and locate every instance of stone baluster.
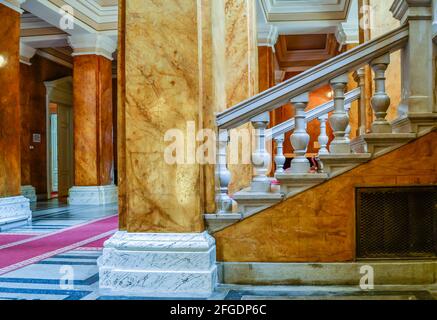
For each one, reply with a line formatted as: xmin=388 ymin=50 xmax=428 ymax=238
xmin=329 ymin=74 xmax=351 ymax=154
xmin=345 ymin=103 xmax=352 ymax=142
xmin=251 ymin=112 xmax=271 ymax=192
xmin=216 ymin=129 xmax=232 ymax=214
xmin=318 ymin=114 xmax=330 ymax=155
xmin=290 ymin=92 xmax=310 ymax=173
xmin=274 ymin=134 xmax=286 ymax=174
xmin=370 ymin=53 xmax=392 ymax=133
xmin=353 ymin=68 xmax=367 ymax=136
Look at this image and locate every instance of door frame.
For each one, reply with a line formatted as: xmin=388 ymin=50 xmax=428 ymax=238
xmin=44 ymin=77 xmax=73 ymax=200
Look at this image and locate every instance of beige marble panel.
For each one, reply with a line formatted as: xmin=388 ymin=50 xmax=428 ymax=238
xmin=369 ymin=0 xmax=401 ymax=121
xmin=203 ymin=0 xmax=258 ymax=209
xmin=124 ymin=0 xmax=205 ymax=233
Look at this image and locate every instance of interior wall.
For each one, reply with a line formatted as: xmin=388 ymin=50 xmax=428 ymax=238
xmin=20 ymin=55 xmax=72 ymax=198
xmin=214 ymin=132 xmax=437 ymax=263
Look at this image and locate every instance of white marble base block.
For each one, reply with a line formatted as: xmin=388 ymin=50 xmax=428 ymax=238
xmin=21 ymin=185 xmax=37 ymax=203
xmin=0 ymin=196 xmax=32 ymax=230
xmin=68 ymin=185 xmax=118 ymax=206
xmin=98 ymin=231 xmax=218 ymax=297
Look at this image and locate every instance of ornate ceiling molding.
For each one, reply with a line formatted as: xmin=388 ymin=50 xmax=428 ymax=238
xmin=256 ymin=0 xmax=354 ymax=36
xmin=275 ymin=33 xmax=339 ymax=74
xmin=260 ymin=0 xmax=352 ymax=22
xmin=258 ymin=24 xmax=279 ymax=48
xmin=68 ymin=33 xmax=117 ymax=60
xmin=20 ymin=40 xmax=37 ymax=65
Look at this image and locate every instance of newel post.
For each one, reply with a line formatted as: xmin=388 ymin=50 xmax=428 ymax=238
xmin=391 ymin=0 xmax=435 ymax=115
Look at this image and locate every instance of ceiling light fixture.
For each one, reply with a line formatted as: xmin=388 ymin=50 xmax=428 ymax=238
xmin=0 ymin=55 xmax=7 ymax=68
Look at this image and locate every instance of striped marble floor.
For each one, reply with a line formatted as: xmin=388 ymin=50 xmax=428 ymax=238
xmin=0 ymin=200 xmax=436 ymax=300
xmin=2 ymin=201 xmax=117 ymax=235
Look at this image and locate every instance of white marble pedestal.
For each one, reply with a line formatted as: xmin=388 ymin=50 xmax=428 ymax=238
xmin=68 ymin=185 xmax=118 ymax=205
xmin=0 ymin=196 xmax=32 ymax=231
xmin=21 ymin=185 xmax=37 ymax=203
xmin=98 ymin=231 xmax=218 ymax=297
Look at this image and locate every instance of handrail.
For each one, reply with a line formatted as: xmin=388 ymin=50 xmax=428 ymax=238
xmin=268 ymin=88 xmax=362 ymax=139
xmin=216 ymin=25 xmax=409 ymax=129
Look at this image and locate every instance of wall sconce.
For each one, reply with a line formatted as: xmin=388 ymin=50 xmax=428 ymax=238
xmin=0 ymin=55 xmax=7 ymax=68
xmin=326 ymin=91 xmax=333 ymax=99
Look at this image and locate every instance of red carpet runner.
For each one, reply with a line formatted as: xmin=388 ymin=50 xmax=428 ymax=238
xmin=0 ymin=215 xmax=118 ymax=275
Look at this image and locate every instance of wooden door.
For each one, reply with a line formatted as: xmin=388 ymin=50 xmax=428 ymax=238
xmin=57 ymin=104 xmax=74 ymax=198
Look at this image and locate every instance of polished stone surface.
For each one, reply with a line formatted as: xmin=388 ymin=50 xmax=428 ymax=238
xmin=68 ymin=185 xmax=118 ymax=206
xmin=0 ymin=200 xmax=435 ymax=300
xmin=0 ymin=4 xmax=21 ymax=198
xmin=99 ymin=231 xmax=217 ymax=297
xmin=73 ymin=55 xmax=114 ymax=187
xmin=123 ymin=0 xmax=206 ymax=233
xmin=0 ymin=196 xmax=31 ymax=231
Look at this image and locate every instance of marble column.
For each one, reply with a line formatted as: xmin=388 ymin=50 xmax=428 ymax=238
xmin=99 ymin=0 xmax=227 ymax=297
xmin=67 ymin=35 xmax=118 ymax=205
xmin=0 ymin=2 xmax=31 ymax=229
xmin=391 ymin=0 xmax=434 ymax=116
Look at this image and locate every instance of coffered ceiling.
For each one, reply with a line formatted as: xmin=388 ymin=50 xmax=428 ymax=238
xmin=275 ymin=33 xmax=340 ymax=78
xmin=257 ymin=0 xmax=357 ymax=37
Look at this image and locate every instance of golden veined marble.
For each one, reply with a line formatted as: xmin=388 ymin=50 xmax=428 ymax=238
xmin=214 ymin=132 xmax=437 ymax=263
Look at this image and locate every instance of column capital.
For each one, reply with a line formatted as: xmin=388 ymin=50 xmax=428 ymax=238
xmin=68 ymin=34 xmax=117 ymax=61
xmin=258 ymin=24 xmax=279 ymax=49
xmin=391 ymin=0 xmax=432 ymax=24
xmin=19 ymin=41 xmax=37 ymax=66
xmin=1 ymin=0 xmax=26 ymax=14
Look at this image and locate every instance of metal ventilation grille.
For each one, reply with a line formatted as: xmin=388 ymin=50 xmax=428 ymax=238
xmin=357 ymin=186 xmax=437 ymax=259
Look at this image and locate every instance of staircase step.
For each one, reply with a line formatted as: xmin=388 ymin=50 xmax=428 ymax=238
xmin=204 ymin=213 xmax=242 ymax=233
xmin=233 ymin=190 xmax=284 ymax=219
xmin=351 ymin=133 xmax=416 ymax=157
xmin=319 ymin=153 xmax=372 ymax=177
xmin=275 ymin=173 xmax=329 ymax=198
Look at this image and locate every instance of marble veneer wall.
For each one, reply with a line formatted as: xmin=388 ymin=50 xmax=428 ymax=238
xmin=0 ymin=4 xmax=21 ymax=198
xmin=214 ymin=132 xmax=437 ymax=262
xmin=369 ymin=0 xmax=402 ymax=121
xmin=20 ymin=56 xmax=72 ymax=197
xmin=120 ymin=0 xmax=258 ymax=231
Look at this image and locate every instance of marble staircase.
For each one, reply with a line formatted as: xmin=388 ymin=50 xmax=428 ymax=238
xmin=204 ymin=14 xmax=437 ymax=233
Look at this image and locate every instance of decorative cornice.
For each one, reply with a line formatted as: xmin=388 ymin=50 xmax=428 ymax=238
xmin=68 ymin=34 xmax=117 ymax=60
xmin=335 ymin=23 xmax=359 ymax=50
xmin=391 ymin=0 xmax=432 ymax=24
xmin=0 ymin=0 xmax=26 ymax=14
xmin=258 ymin=24 xmax=279 ymax=49
xmin=20 ymin=41 xmax=37 ymax=65
xmin=36 ymin=49 xmax=73 ymax=69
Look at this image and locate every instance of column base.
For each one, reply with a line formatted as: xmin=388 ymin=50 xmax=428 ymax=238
xmin=21 ymin=185 xmax=37 ymax=203
xmin=68 ymin=185 xmax=118 ymax=206
xmin=0 ymin=196 xmax=32 ymax=231
xmin=98 ymin=231 xmax=218 ymax=298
